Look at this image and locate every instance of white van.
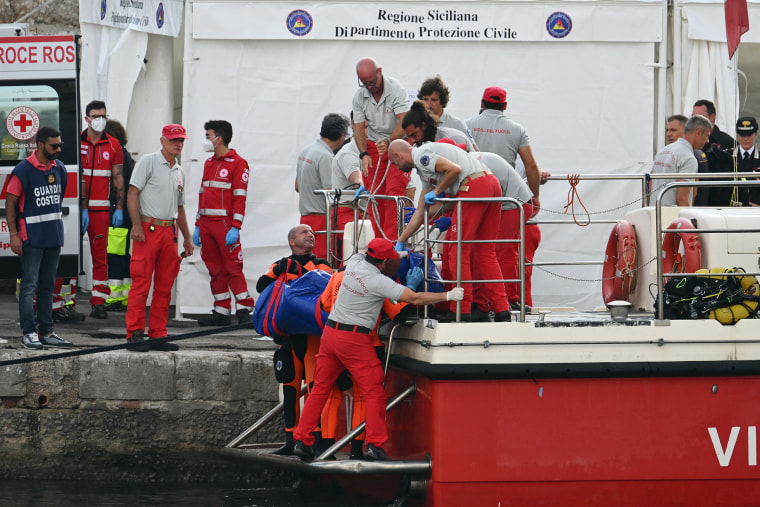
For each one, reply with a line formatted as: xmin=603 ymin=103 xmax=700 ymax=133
xmin=0 ymin=33 xmax=81 ymax=279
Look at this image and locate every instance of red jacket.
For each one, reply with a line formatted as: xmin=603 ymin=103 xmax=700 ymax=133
xmin=196 ymin=149 xmax=250 ymax=229
xmin=80 ymin=131 xmax=123 ymax=211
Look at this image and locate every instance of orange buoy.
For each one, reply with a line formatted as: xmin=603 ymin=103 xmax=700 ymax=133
xmin=662 ymin=218 xmax=702 ymax=280
xmin=602 ymin=220 xmax=638 ymax=304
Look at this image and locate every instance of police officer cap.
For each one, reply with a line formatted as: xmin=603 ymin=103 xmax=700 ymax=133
xmin=736 ymin=117 xmax=758 ymax=135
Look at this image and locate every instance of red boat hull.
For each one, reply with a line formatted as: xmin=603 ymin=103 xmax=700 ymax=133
xmin=386 ymin=371 xmax=760 ymax=506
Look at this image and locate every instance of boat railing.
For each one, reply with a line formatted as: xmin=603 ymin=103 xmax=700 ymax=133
xmin=653 ymin=178 xmax=760 ymax=321
xmin=314 ymin=189 xmax=415 ymax=267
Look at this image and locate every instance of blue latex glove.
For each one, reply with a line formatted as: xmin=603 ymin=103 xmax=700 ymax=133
xmin=434 ymin=216 xmax=451 ymax=232
xmin=403 ymin=206 xmax=416 ymax=225
xmin=424 ymin=190 xmax=444 ymax=205
xmin=192 ymin=225 xmax=201 ymax=247
xmin=225 ymin=227 xmax=239 ymax=246
xmin=395 ymin=241 xmax=406 ymax=252
xmin=353 ymin=185 xmax=367 ymax=202
xmin=111 ymin=209 xmax=123 ymax=228
xmin=405 ymin=266 xmax=424 ymax=290
xmin=81 ymin=209 xmax=89 ymax=231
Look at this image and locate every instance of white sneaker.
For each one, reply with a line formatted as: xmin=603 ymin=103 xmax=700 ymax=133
xmin=22 ymin=332 xmax=43 ymax=350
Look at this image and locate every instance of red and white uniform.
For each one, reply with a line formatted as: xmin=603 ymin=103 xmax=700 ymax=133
xmin=81 ymin=130 xmax=123 ymax=305
xmin=196 ymin=149 xmax=254 ymax=314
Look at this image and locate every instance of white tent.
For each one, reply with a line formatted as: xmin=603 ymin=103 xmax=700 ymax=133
xmin=77 ymin=0 xmax=756 ymax=313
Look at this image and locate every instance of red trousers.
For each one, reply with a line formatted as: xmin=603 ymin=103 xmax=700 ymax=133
xmin=126 ymin=222 xmax=180 ymax=339
xmin=363 ymin=141 xmax=409 ymax=241
xmin=498 ymin=203 xmax=536 ymax=305
xmin=293 ymin=326 xmax=388 ymax=448
xmin=300 ymin=214 xmax=327 ymax=260
xmin=198 ymin=219 xmax=254 ymax=314
xmin=444 ymin=174 xmax=508 ymax=313
xmin=86 ymin=210 xmax=111 ymax=305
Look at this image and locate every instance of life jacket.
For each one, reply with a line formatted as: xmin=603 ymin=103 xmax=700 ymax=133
xmin=11 ymin=159 xmax=66 ymax=248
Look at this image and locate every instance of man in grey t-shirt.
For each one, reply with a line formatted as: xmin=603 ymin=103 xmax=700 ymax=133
xmin=292 ymin=238 xmax=463 ymax=462
xmin=295 ymin=113 xmax=350 ymax=259
xmin=651 ymin=115 xmax=712 ymax=206
xmin=125 ymin=124 xmax=194 ymax=352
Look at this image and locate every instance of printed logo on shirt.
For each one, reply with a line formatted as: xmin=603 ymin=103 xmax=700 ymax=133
xmin=103 ymin=151 xmax=110 ymax=160
xmin=241 ymin=170 xmax=249 ymax=183
xmin=546 ymin=12 xmax=572 ymax=39
xmin=286 ymin=9 xmax=313 ymax=37
xmin=219 ymin=168 xmax=229 ymax=178
xmin=420 ymin=155 xmax=430 ymax=167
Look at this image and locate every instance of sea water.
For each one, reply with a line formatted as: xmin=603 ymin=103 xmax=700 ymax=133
xmin=0 ymin=480 xmax=386 ymax=506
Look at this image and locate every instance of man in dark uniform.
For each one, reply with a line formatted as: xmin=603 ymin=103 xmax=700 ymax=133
xmin=698 ymin=117 xmax=758 ymax=207
xmin=692 ymin=99 xmax=736 ymax=151
xmin=735 ymin=117 xmax=760 ymax=206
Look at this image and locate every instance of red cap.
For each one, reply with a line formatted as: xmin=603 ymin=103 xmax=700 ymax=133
xmin=437 ymin=137 xmax=467 ymax=151
xmin=162 ymin=124 xmax=188 ymax=140
xmin=366 ymin=238 xmax=399 ymax=261
xmin=482 ymin=86 xmax=507 ymax=104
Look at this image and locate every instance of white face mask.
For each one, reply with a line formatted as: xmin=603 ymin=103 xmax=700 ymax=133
xmin=90 ymin=117 xmax=107 ymax=132
xmin=201 ymin=138 xmax=215 ymax=152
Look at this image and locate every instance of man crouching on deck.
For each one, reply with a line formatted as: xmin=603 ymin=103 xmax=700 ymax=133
xmin=292 ymin=238 xmax=463 ymax=461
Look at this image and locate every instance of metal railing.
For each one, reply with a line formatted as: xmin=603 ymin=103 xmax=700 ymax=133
xmin=653 ymin=179 xmax=760 ymax=321
xmin=314 ymin=189 xmax=414 ymax=267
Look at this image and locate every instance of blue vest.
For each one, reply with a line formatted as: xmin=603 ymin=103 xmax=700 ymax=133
xmin=12 ymin=159 xmax=67 ymax=248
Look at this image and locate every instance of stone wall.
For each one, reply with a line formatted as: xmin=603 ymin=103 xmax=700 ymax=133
xmin=0 ymin=0 xmax=80 ymax=36
xmin=0 ymin=350 xmax=291 ymax=485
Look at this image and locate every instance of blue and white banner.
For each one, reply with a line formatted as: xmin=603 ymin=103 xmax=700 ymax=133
xmin=192 ymin=1 xmax=663 ymax=42
xmin=79 ymin=0 xmax=184 ymax=37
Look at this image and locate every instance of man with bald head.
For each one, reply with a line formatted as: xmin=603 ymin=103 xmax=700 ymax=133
xmin=352 ymin=57 xmax=410 ymax=241
xmin=389 ymin=139 xmax=510 ymax=322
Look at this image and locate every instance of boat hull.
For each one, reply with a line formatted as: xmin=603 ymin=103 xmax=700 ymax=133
xmin=386 ymin=370 xmax=760 ymax=506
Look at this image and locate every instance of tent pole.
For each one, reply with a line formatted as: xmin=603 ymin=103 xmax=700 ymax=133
xmin=655 ymin=0 xmax=669 ymax=153
xmin=673 ymin=0 xmax=682 ymax=114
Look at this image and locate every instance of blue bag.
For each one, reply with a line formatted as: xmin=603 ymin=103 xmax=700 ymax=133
xmin=253 ymin=268 xmax=332 ymax=339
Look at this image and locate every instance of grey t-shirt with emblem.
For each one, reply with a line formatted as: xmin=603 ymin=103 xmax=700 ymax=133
xmin=466 ymin=109 xmax=530 ymax=167
xmin=651 ymin=137 xmax=697 ymax=206
xmin=470 ymin=152 xmax=533 ymax=210
xmin=296 ymin=138 xmax=334 ymax=215
xmin=328 ymin=253 xmax=406 ymax=330
xmin=130 ymin=150 xmax=185 ymax=220
xmin=412 ymin=142 xmax=486 ymax=196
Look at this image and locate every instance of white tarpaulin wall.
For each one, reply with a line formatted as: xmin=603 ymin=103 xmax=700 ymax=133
xmin=176 ymin=0 xmax=664 ymax=313
xmin=679 ymin=0 xmax=760 ymax=132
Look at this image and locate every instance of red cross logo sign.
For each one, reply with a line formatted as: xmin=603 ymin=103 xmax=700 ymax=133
xmin=6 ymin=106 xmax=40 ymax=141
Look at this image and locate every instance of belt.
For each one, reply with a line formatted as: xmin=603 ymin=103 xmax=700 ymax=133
xmin=326 ymin=319 xmax=371 ymax=334
xmin=459 ymin=169 xmax=492 ymax=193
xmin=141 ymin=215 xmax=175 ymax=227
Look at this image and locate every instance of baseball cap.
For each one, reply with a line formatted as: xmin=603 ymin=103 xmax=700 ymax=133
xmin=162 ymin=124 xmax=188 ymax=140
xmin=437 ymin=137 xmax=467 ymax=151
xmin=482 ymin=86 xmax=507 ymax=104
xmin=736 ymin=117 xmax=758 ymax=135
xmin=366 ymin=238 xmax=399 ymax=261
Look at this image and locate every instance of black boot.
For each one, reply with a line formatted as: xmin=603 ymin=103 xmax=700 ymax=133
xmin=316 ymin=438 xmax=336 ymax=460
xmin=349 ymin=439 xmax=364 ymax=460
xmin=272 ymin=432 xmax=295 ymax=455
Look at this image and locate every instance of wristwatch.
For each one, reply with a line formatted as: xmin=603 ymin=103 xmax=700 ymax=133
xmin=359 ymin=151 xmax=369 ymax=159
